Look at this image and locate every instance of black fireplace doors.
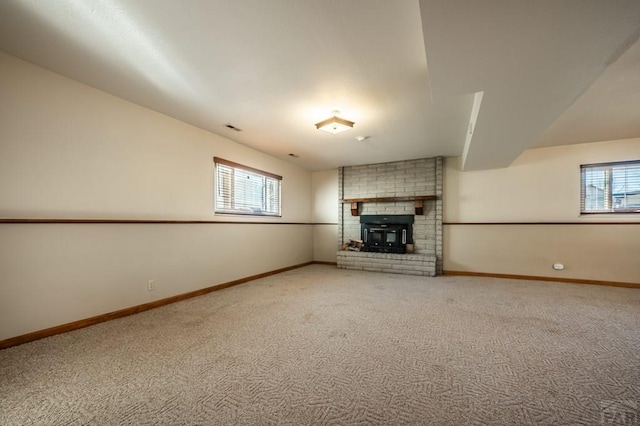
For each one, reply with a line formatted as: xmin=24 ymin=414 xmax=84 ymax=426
xmin=360 ymin=215 xmax=414 ymax=254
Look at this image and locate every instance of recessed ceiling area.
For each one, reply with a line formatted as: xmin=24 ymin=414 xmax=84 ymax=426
xmin=0 ymin=0 xmax=638 ymax=171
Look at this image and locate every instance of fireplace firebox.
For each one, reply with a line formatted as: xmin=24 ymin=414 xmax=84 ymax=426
xmin=360 ymin=215 xmax=414 ymax=254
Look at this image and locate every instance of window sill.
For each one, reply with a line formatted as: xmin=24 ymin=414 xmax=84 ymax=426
xmin=214 ymin=211 xmax=282 ymax=218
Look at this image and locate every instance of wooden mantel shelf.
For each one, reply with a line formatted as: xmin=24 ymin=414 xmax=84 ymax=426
xmin=341 ymin=195 xmax=437 ymax=216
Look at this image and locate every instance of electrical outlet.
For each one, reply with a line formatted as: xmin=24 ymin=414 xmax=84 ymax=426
xmin=147 ymin=280 xmax=155 ymax=291
xmin=552 ymin=263 xmax=564 ymax=271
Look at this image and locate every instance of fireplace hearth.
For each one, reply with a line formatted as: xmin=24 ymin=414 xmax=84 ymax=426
xmin=360 ymin=215 xmax=414 ymax=254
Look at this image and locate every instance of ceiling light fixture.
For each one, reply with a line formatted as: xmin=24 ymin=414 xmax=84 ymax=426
xmin=315 ymin=110 xmax=354 ymax=134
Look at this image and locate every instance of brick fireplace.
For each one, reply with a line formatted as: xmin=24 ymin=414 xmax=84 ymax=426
xmin=337 ymin=157 xmax=443 ymax=276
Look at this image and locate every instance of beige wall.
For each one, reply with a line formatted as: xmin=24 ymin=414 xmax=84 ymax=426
xmin=0 ymin=52 xmax=311 ymax=221
xmin=444 ymin=139 xmax=640 ymax=283
xmin=311 ymin=169 xmax=339 ymax=262
xmin=0 ymin=224 xmax=312 ymax=340
xmin=0 ymin=52 xmax=313 ymax=340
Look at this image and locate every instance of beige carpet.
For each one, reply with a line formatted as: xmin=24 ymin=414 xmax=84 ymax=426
xmin=1 ymin=265 xmax=638 ymax=425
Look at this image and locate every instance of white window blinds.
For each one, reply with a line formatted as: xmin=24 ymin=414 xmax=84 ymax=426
xmin=214 ymin=157 xmax=282 ymax=216
xmin=580 ymin=160 xmax=640 ymax=214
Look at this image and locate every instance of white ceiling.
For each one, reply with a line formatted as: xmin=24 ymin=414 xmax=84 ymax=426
xmin=0 ymin=0 xmax=639 ymax=171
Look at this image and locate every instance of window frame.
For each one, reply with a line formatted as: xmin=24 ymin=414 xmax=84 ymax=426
xmin=580 ymin=159 xmax=640 ymax=215
xmin=213 ymin=157 xmax=282 ymax=217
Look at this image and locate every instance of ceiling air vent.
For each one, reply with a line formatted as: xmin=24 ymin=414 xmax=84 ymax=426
xmin=225 ymin=124 xmax=242 ymax=132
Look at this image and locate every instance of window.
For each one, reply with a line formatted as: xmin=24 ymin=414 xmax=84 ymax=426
xmin=580 ymin=160 xmax=640 ymax=214
xmin=214 ymin=157 xmax=281 ymax=216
